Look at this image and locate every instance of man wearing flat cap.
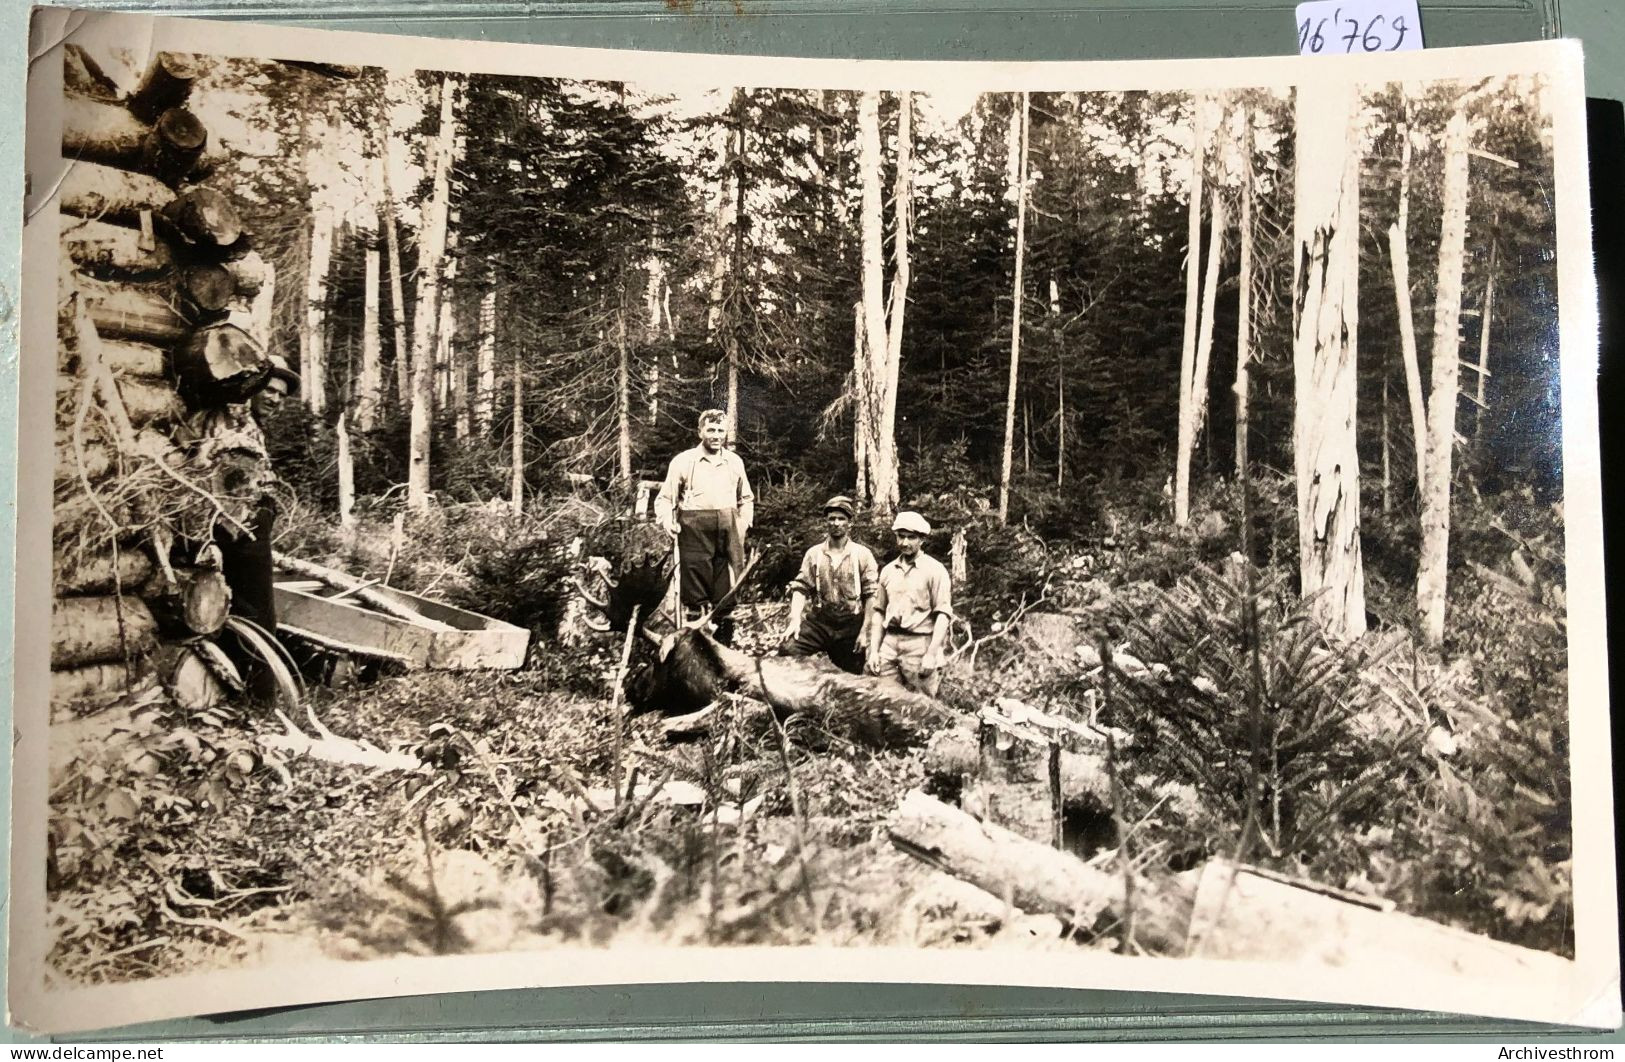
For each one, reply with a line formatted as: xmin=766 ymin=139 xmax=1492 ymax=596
xmin=654 ymin=408 xmax=754 ymax=645
xmin=780 ymin=495 xmax=879 ymax=674
xmin=867 ymin=510 xmax=954 ymax=697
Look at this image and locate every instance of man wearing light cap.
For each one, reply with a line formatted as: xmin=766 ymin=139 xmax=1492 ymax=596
xmin=867 ymin=510 xmax=954 ymax=697
xmin=780 ymin=495 xmax=879 ymax=674
xmin=654 ymin=408 xmax=754 ymax=645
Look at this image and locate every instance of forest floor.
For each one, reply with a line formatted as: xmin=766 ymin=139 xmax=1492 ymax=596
xmin=44 ymin=487 xmax=1577 ymax=987
xmin=45 ymin=585 xmax=1120 ymax=987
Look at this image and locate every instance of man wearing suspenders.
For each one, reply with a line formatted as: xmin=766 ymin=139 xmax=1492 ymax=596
xmin=779 ymin=495 xmax=879 ymax=674
xmin=654 ymin=409 xmax=754 ymax=645
xmin=867 ymin=510 xmax=953 ymax=697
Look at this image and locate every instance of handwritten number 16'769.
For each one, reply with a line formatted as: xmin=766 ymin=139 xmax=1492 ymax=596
xmin=1298 ymin=11 xmax=1410 ymax=53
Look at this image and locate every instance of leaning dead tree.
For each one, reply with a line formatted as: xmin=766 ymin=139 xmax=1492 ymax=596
xmin=54 ymin=45 xmax=276 ymax=717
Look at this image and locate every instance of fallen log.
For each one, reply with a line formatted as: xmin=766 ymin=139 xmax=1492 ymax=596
xmin=62 ymin=98 xmax=206 ymax=185
xmin=77 ymin=274 xmax=192 ymax=345
xmin=887 ymin=789 xmax=1189 ymax=951
xmin=52 ymin=594 xmax=159 ymax=668
xmin=62 ymin=215 xmax=173 ymax=280
xmin=145 ymin=567 xmax=231 ymax=636
xmin=925 ymin=726 xmax=1109 ymax=808
xmin=57 ymin=334 xmax=168 ymax=378
xmin=891 ymin=792 xmax=1579 ymax=978
xmin=54 ymin=545 xmax=155 ymax=596
xmin=178 ymin=262 xmax=237 ymax=314
xmin=51 ymin=660 xmax=157 ymax=715
xmin=174 ymin=322 xmax=268 ymax=407
xmin=60 ymin=161 xmax=174 ymax=230
xmin=271 ymin=552 xmax=453 ymax=630
xmin=161 ymin=188 xmax=243 ymax=249
xmin=628 ymin=628 xmax=959 ymax=748
xmin=64 ymin=44 xmax=121 ymax=99
xmin=108 ymin=375 xmax=187 ymax=428
xmin=126 ymin=52 xmax=203 ymax=123
xmin=222 ymin=251 xmax=270 ymax=299
xmin=53 ymin=424 xmax=174 ymax=491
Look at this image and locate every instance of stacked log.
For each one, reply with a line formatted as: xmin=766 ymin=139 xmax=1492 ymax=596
xmin=52 ymin=45 xmax=273 ymax=718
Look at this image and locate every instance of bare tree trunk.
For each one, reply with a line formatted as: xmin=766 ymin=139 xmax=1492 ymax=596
xmin=1174 ymin=95 xmax=1207 ymax=528
xmin=476 ymin=286 xmax=496 ymax=434
xmin=617 ymin=284 xmax=632 ymax=483
xmin=358 ymin=245 xmax=382 ymax=431
xmin=1472 ymin=241 xmax=1497 ymax=437
xmin=857 ymin=92 xmax=887 ymax=511
xmin=1191 ymin=185 xmax=1228 ymax=453
xmin=876 ymin=91 xmax=911 ymax=515
xmin=726 ymin=90 xmax=747 ymax=426
xmin=998 ymin=92 xmax=1030 ymax=525
xmin=302 ymin=204 xmax=333 ymax=416
xmin=511 ymin=349 xmax=525 ymax=515
xmin=1417 ymin=105 xmax=1472 ymax=647
xmin=1387 ymin=97 xmax=1429 ymax=486
xmin=337 ymin=411 xmax=355 ymax=529
xmin=1292 ymin=79 xmax=1366 ymax=639
xmin=407 ymin=76 xmax=460 ymax=510
xmin=1050 ymin=276 xmax=1065 ymax=488
xmin=1234 ymin=102 xmax=1254 ymax=480
xmin=852 ymin=301 xmax=869 ymax=505
xmin=1381 ymin=352 xmax=1392 ymax=515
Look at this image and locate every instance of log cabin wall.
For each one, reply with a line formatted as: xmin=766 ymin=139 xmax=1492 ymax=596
xmin=53 ymin=46 xmax=269 ymax=720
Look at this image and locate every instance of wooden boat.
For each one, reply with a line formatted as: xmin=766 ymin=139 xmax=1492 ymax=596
xmin=273 ymin=577 xmax=530 ymax=671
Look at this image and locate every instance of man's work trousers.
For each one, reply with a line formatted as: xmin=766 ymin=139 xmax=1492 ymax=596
xmin=677 ymin=507 xmax=744 ymax=617
xmin=782 ymin=608 xmax=865 ymax=675
xmin=876 ymin=630 xmax=941 ymax=697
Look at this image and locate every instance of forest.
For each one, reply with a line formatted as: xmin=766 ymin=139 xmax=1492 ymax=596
xmin=44 ymin=44 xmax=1577 ymax=993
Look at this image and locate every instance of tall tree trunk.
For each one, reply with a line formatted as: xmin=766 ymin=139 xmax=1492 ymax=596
xmin=997 ymin=92 xmax=1030 ymax=525
xmin=1234 ymin=102 xmax=1255 ymax=480
xmin=726 ymin=90 xmax=748 ymax=426
xmin=511 ymin=349 xmax=525 ymax=515
xmin=1191 ymin=186 xmax=1228 ymax=451
xmin=1381 ymin=352 xmax=1392 ymax=515
xmin=1417 ymin=105 xmax=1473 ymax=647
xmin=358 ymin=245 xmax=382 ymax=431
xmin=1472 ymin=240 xmax=1497 ymax=437
xmin=1292 ymin=79 xmax=1366 ymax=639
xmin=302 ymin=205 xmax=333 ymax=416
xmin=337 ymin=412 xmax=355 ymax=529
xmin=874 ymin=90 xmax=911 ymax=515
xmin=1175 ymin=95 xmax=1207 ymax=527
xmin=407 ymin=75 xmax=460 ymax=510
xmin=856 ymin=92 xmax=887 ymax=511
xmin=1052 ymin=276 xmax=1065 ymax=488
xmin=476 ymin=286 xmax=496 ymax=434
xmin=617 ymin=281 xmax=632 ymax=483
xmin=853 ymin=301 xmax=869 ymax=505
xmin=1387 ymin=97 xmax=1429 ymax=486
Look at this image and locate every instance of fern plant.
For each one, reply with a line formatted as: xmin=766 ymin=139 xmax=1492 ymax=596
xmin=1102 ymin=561 xmax=1424 ymax=865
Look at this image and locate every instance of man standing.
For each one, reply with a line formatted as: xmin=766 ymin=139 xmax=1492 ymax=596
xmin=780 ymin=495 xmax=878 ymax=674
xmin=867 ymin=510 xmax=953 ymax=697
xmin=196 ymin=353 xmax=298 ymax=633
xmin=654 ymin=409 xmax=754 ymax=644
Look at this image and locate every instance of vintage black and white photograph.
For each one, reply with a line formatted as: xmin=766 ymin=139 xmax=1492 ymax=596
xmin=12 ymin=10 xmax=1617 ymax=1033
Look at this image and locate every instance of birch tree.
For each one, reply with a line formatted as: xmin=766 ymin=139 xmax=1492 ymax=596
xmin=1292 ymin=79 xmax=1366 ymax=639
xmin=475 ymin=286 xmax=497 ymax=433
xmin=1386 ymin=93 xmax=1429 ymax=486
xmin=356 ymin=244 xmax=382 ymax=430
xmin=407 ymin=75 xmax=460 ymax=510
xmin=1234 ymin=101 xmax=1255 ymax=479
xmin=853 ymin=90 xmax=908 ymax=515
xmin=997 ymin=91 xmax=1030 ymax=525
xmin=1416 ymin=104 xmax=1472 ymax=646
xmin=1173 ymin=95 xmax=1206 ymax=526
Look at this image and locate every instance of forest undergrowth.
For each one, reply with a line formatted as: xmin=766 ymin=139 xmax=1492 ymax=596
xmin=44 ymin=474 xmax=1574 ymax=986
